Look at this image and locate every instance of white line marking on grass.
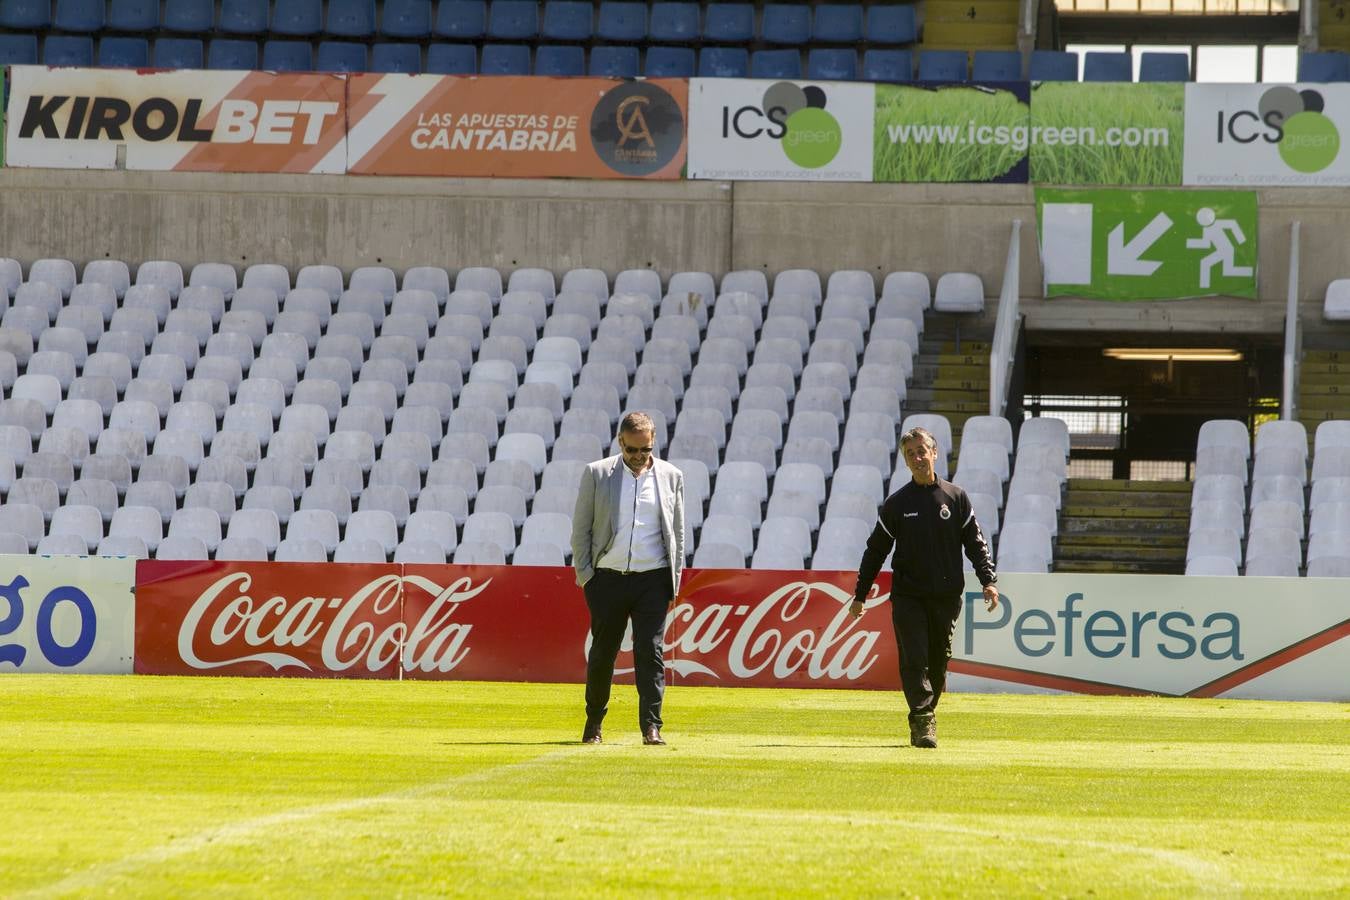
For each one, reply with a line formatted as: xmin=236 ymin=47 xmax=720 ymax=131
xmin=19 ymin=746 xmax=584 ymax=899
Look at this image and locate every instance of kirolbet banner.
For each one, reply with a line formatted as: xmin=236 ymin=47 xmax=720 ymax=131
xmin=1184 ymin=83 xmax=1350 ymax=185
xmin=951 ymin=572 xmax=1350 ymax=701
xmin=1037 ymin=187 xmax=1258 ymax=300
xmin=1029 ymin=82 xmax=1184 ymax=186
xmin=873 ymin=81 xmax=1029 ymax=184
xmin=0 ymin=554 xmax=135 ymax=674
xmin=686 ymin=78 xmax=875 ymax=181
xmin=345 ymin=74 xmax=687 ymax=179
xmin=4 ymin=65 xmax=347 ymax=172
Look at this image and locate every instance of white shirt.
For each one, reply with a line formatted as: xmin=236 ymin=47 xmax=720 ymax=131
xmin=596 ymin=463 xmax=669 ymax=573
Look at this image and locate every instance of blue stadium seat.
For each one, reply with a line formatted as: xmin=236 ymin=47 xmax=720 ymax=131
xmin=918 ymin=49 xmax=967 ymax=82
xmin=596 ymin=2 xmax=645 ymax=42
xmin=863 ymin=49 xmax=912 ymax=82
xmin=381 ymin=0 xmax=431 ymax=36
xmin=219 ymin=0 xmax=268 ymax=33
xmin=750 ymin=49 xmax=802 ymax=79
xmin=972 ymin=49 xmax=1021 ymax=81
xmin=54 ymin=0 xmax=104 ymax=32
xmin=272 ymin=0 xmax=322 ymax=36
xmin=762 ymin=4 xmax=811 ymax=45
xmin=316 ymin=40 xmax=368 ymax=71
xmin=487 ymin=0 xmax=538 ymax=39
xmin=99 ymin=36 xmax=149 ymax=67
xmin=1138 ymin=51 xmax=1189 ymax=82
xmin=0 ymin=33 xmax=38 ymax=65
xmin=535 ymin=43 xmax=584 ymax=75
xmin=426 ymin=42 xmax=476 ymax=73
xmin=155 ymin=37 xmax=205 ymax=68
xmin=107 ymin=0 xmax=157 ymax=31
xmin=162 ymin=0 xmax=213 ymax=33
xmin=1299 ymin=51 xmax=1350 ymax=82
xmin=480 ymin=42 xmax=530 ymax=74
xmin=0 ymin=0 xmax=50 ymax=29
xmin=589 ymin=44 xmax=638 ymax=77
xmin=1029 ymin=49 xmax=1077 ymax=81
xmin=1083 ymin=51 xmax=1131 ymax=82
xmin=699 ymin=46 xmax=748 ymax=78
xmin=541 ymin=1 xmax=591 ymax=41
xmin=327 ymin=0 xmax=376 ymax=36
xmin=208 ymin=38 xmax=260 ymax=69
xmin=703 ymin=3 xmax=752 ymax=43
xmin=44 ymin=35 xmax=93 ymax=66
xmin=865 ymin=5 xmax=916 ymax=45
xmin=263 ymin=39 xmax=314 ymax=71
xmin=371 ymin=42 xmax=421 ymax=72
xmin=807 ymin=48 xmax=857 ymax=81
xmin=434 ymin=0 xmax=485 ymax=38
xmin=645 ymin=46 xmax=695 ymax=78
xmin=649 ymin=2 xmax=698 ymax=43
xmin=813 ymin=4 xmax=862 ymax=43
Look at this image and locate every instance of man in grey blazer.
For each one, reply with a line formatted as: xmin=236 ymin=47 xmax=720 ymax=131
xmin=571 ymin=411 xmax=685 ymax=746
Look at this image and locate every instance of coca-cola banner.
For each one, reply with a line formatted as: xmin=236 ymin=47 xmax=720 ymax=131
xmin=0 ymin=554 xmax=135 ymax=674
xmin=135 ymin=560 xmax=404 ymax=678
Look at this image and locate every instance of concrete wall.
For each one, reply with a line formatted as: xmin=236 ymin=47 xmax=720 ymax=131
xmin=3 ymin=169 xmax=1348 ymax=338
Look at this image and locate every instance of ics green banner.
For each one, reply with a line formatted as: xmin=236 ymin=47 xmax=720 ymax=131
xmin=1037 ymin=188 xmax=1258 ymax=300
xmin=1029 ymin=83 xmax=1184 ymax=186
xmin=873 ymin=82 xmax=1029 ymax=183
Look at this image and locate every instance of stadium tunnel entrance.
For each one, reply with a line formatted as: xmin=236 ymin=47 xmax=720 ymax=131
xmin=1016 ymin=331 xmax=1281 ymax=481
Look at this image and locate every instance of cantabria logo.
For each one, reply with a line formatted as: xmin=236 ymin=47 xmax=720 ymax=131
xmin=720 ymin=81 xmax=842 ymax=168
xmin=1214 ymin=86 xmax=1341 ymax=173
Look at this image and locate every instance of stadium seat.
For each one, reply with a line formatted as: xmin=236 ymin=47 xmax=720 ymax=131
xmin=0 ymin=0 xmax=49 ymax=28
xmin=434 ymin=0 xmax=485 ymax=38
xmin=208 ymin=38 xmax=260 ymax=69
xmin=488 ymin=0 xmax=538 ymax=39
xmin=162 ymin=0 xmax=212 ymax=32
xmin=219 ymin=0 xmax=267 ymax=33
xmin=155 ymin=38 xmax=204 ymax=69
xmin=0 ymin=34 xmax=37 ymax=65
xmin=262 ymin=39 xmax=314 ymax=70
xmin=1324 ymin=279 xmax=1350 ymax=320
xmin=807 ymin=49 xmax=857 ymax=81
xmin=1083 ymin=51 xmax=1131 ymax=82
xmin=703 ymin=2 xmax=752 ymax=43
xmin=865 ymin=4 xmax=915 ymax=44
xmin=55 ymin=0 xmax=104 ymax=31
xmin=751 ymin=49 xmax=802 ymax=79
xmin=317 ymin=41 xmax=368 ymax=71
xmin=481 ymin=43 xmax=530 ymax=75
xmin=273 ymin=0 xmax=322 ymax=35
xmin=762 ymin=4 xmax=811 ymax=44
xmin=934 ymin=272 xmax=985 ymax=313
xmin=972 ymin=50 xmax=1021 ymax=81
xmin=327 ymin=0 xmax=376 ymax=36
xmin=649 ymin=1 xmax=698 ymax=43
xmin=919 ymin=50 xmax=967 ymax=82
xmin=535 ymin=44 xmax=584 ymax=76
xmin=596 ymin=1 xmax=644 ymax=41
xmin=372 ymin=42 xmax=421 ymax=72
xmin=541 ymin=0 xmax=590 ymax=40
xmin=590 ymin=45 xmax=639 ymax=77
xmin=1030 ymin=49 xmax=1078 ymax=82
xmin=863 ymin=49 xmax=912 ymax=83
xmin=646 ymin=46 xmax=696 ymax=78
xmin=1138 ymin=51 xmax=1189 ymax=82
xmin=107 ymin=0 xmax=156 ymax=29
xmin=45 ymin=36 xmax=94 ymax=66
xmin=1299 ymin=51 xmax=1350 ymax=83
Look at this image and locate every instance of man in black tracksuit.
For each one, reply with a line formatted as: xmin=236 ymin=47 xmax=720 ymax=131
xmin=849 ymin=426 xmax=999 ymax=748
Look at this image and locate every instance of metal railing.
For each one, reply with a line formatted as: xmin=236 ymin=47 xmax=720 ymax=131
xmin=989 ymin=220 xmax=1024 ymax=416
xmin=1282 ymin=221 xmax=1301 ymax=421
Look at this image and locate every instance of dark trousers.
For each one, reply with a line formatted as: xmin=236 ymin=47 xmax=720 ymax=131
xmin=583 ymin=568 xmax=672 ymax=730
xmin=890 ymin=592 xmax=963 ymax=722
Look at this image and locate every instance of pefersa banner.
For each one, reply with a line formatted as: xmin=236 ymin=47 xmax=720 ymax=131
xmin=873 ymin=81 xmax=1030 ymax=184
xmin=1029 ymin=82 xmax=1184 ymax=186
xmin=0 ymin=554 xmax=136 ymax=674
xmin=1184 ymin=83 xmax=1350 ymax=185
xmin=345 ymin=74 xmax=687 ymax=179
xmin=686 ymin=77 xmax=875 ymax=181
xmin=4 ymin=65 xmax=347 ymax=172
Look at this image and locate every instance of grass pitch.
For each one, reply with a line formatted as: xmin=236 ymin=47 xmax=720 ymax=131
xmin=2 ymin=676 xmax=1347 ymax=898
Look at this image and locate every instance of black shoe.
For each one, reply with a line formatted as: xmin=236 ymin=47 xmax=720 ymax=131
xmin=642 ymin=725 xmax=665 ymax=745
xmin=582 ymin=720 xmax=603 ymax=744
xmin=910 ymin=713 xmax=936 ymax=749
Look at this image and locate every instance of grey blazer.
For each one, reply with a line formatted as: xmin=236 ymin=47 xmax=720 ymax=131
xmin=571 ymin=455 xmax=685 ymax=596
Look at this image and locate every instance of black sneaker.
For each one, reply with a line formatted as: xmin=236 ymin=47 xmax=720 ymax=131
xmin=910 ymin=713 xmax=937 ymax=749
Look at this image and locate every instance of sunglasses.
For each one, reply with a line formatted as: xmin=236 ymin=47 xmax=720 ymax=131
xmin=620 ymin=442 xmax=654 ymax=455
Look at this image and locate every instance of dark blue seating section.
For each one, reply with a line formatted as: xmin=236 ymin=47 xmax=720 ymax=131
xmin=1299 ymin=51 xmax=1350 ymax=83
xmin=1083 ymin=50 xmax=1131 ymax=83
xmin=1138 ymin=51 xmax=1188 ymax=83
xmin=0 ymin=0 xmax=1028 ymax=80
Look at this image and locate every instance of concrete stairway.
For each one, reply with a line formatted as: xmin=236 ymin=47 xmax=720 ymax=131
xmin=1298 ymin=349 xmax=1350 ymax=449
xmin=907 ymin=308 xmax=998 ymax=465
xmin=1053 ymin=479 xmax=1193 ymax=575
